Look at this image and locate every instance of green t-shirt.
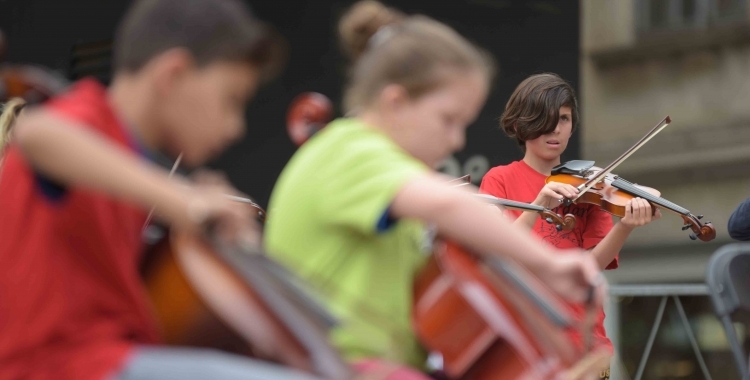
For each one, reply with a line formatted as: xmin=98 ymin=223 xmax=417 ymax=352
xmin=265 ymin=118 xmax=431 ymax=368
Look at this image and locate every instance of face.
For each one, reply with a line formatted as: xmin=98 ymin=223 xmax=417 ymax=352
xmin=157 ymin=57 xmax=260 ymax=166
xmin=524 ymin=106 xmax=573 ymax=162
xmin=386 ymin=69 xmax=489 ymax=168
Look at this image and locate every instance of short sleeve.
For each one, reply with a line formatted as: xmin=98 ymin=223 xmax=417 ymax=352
xmin=479 ymin=169 xmax=507 ymax=198
xmin=583 ymin=206 xmax=618 ymax=270
xmin=316 ymin=139 xmax=427 ymax=235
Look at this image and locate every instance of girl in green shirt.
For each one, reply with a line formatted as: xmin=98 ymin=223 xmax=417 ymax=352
xmin=265 ymin=0 xmax=605 ymax=377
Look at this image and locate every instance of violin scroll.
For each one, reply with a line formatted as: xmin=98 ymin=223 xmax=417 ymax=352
xmin=681 ymin=214 xmax=716 ymax=242
xmin=286 ymin=92 xmax=333 ymax=147
xmin=539 ymin=210 xmax=576 ymax=231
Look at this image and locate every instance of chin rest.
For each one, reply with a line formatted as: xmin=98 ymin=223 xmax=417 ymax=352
xmin=551 ymin=160 xmax=595 ymax=176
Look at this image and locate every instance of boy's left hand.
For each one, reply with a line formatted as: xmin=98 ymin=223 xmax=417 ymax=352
xmin=620 ymin=197 xmax=661 ymax=229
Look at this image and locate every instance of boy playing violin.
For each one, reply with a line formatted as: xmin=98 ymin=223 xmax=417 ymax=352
xmin=479 ymin=73 xmax=661 ymax=378
xmin=0 ymin=1 xmax=323 ymax=379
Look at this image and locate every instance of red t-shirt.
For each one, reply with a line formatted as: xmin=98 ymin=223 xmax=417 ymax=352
xmin=479 ymin=160 xmax=617 ymax=353
xmin=0 ymin=79 xmax=161 ymax=380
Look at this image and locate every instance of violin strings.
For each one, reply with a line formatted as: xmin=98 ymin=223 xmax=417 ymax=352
xmin=610 ymin=178 xmax=689 ymax=215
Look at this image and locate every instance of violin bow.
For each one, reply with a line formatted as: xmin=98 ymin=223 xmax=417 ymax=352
xmin=142 ymin=153 xmax=183 ymax=231
xmin=569 ymin=116 xmax=671 ymax=203
xmin=447 ymin=174 xmax=576 ymax=230
xmin=474 ymin=194 xmax=576 ymax=231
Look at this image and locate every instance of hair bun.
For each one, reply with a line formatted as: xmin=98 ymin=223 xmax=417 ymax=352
xmin=338 ymin=0 xmax=404 ymax=60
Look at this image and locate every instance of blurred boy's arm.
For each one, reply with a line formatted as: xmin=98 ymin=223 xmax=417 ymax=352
xmin=14 ymin=109 xmax=202 ymax=231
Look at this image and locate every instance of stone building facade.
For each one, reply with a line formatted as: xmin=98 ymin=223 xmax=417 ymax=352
xmin=582 ymin=1 xmax=750 ymax=378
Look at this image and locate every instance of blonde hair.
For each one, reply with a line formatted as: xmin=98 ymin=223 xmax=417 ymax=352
xmin=0 ymin=98 xmax=26 ymax=156
xmin=338 ymin=0 xmax=495 ymax=113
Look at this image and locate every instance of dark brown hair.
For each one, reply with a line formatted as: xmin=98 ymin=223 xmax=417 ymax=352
xmin=338 ymin=0 xmax=495 ymax=113
xmin=113 ymin=0 xmax=286 ymax=81
xmin=500 ymin=73 xmax=579 ymax=149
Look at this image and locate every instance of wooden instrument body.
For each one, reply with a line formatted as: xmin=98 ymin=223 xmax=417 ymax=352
xmin=546 ymin=173 xmax=660 ymax=219
xmin=142 ymin=229 xmax=314 ymax=371
xmin=141 ymin=201 xmax=352 ymax=380
xmin=413 ymin=240 xmax=582 ymax=380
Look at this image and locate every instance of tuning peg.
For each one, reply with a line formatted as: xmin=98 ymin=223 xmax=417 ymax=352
xmin=682 ymin=224 xmax=691 ymax=231
xmin=555 ymin=225 xmax=562 ymax=231
xmin=697 ymin=215 xmax=704 ymax=220
xmin=689 ymin=233 xmax=697 ymax=240
xmin=545 ymin=217 xmax=553 ymax=224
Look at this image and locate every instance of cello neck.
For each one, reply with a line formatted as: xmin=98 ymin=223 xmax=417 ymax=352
xmin=211 ymin=238 xmax=352 ymax=380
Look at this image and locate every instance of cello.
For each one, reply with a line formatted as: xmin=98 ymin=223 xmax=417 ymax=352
xmin=141 ymin=177 xmax=354 ymax=379
xmin=413 ymin=176 xmax=608 ymax=380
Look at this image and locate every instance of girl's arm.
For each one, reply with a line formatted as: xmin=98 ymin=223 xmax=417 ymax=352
xmin=391 ymin=174 xmax=604 ymax=304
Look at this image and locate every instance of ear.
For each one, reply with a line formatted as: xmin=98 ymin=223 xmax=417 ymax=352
xmin=150 ymin=48 xmax=196 ymax=96
xmin=379 ymin=83 xmax=410 ymax=112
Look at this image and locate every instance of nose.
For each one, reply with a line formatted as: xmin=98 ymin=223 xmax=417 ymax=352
xmin=552 ymin=120 xmax=562 ymax=134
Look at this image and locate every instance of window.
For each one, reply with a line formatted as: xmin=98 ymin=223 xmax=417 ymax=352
xmin=637 ymin=0 xmax=747 ymax=35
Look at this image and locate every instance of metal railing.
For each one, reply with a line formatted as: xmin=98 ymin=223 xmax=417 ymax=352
xmin=608 ymin=284 xmax=712 ymax=380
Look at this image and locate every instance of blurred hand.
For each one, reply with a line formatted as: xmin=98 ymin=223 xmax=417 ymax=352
xmin=178 ymin=169 xmax=260 ymax=246
xmin=536 ymin=250 xmax=607 ymax=306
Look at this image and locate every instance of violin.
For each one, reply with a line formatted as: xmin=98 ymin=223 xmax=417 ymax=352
xmin=142 ymin=197 xmax=354 ymax=380
xmin=546 ymin=116 xmax=716 ymax=242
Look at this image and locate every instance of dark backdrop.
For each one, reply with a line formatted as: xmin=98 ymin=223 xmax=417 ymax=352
xmin=0 ymin=0 xmax=580 ymax=207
